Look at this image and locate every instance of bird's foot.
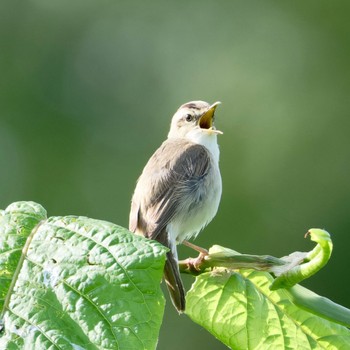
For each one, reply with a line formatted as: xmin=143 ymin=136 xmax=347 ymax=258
xmin=187 ymin=251 xmax=208 ymax=271
xmin=180 ymin=240 xmax=209 ymax=273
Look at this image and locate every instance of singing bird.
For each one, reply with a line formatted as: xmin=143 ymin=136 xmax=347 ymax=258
xmin=129 ymin=101 xmax=222 ymax=312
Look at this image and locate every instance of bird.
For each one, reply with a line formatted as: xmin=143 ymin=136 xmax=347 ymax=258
xmin=129 ymin=100 xmax=222 ymax=313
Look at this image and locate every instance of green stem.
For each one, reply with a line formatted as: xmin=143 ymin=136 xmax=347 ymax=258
xmin=179 ymin=229 xmax=333 ymax=293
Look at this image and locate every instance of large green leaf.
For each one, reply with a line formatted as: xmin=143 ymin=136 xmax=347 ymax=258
xmin=0 ymin=201 xmax=48 ymax=312
xmin=0 ymin=201 xmax=167 ymax=350
xmin=186 ymin=270 xmax=350 ymax=349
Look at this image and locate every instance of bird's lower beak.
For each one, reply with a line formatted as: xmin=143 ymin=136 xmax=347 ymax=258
xmin=199 ymin=101 xmax=223 ymax=134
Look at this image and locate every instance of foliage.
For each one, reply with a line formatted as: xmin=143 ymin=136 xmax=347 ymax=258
xmin=1 ymin=202 xmax=349 ymax=349
xmin=0 ymin=202 xmax=167 ymax=350
xmin=186 ymin=271 xmax=350 ymax=349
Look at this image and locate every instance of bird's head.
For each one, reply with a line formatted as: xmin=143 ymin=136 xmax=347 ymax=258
xmin=168 ymin=101 xmax=222 ymax=140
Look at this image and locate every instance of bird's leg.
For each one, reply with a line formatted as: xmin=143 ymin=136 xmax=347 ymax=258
xmin=182 ymin=240 xmax=209 ymax=254
xmin=182 ymin=240 xmax=209 ymax=271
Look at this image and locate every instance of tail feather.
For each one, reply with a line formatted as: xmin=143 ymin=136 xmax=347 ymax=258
xmin=163 ymin=251 xmax=186 ymax=313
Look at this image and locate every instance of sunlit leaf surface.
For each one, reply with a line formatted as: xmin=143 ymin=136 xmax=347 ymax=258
xmin=0 ymin=202 xmax=167 ymax=350
xmin=186 ymin=270 xmax=350 ymax=350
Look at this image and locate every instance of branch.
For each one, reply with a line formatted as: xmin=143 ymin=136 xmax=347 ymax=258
xmin=179 ymin=229 xmax=332 ymax=291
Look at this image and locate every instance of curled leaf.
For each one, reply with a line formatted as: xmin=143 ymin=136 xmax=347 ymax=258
xmin=271 ymin=229 xmax=333 ymax=290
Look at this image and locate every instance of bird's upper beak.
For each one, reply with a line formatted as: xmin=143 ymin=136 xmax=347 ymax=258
xmin=199 ymin=102 xmax=223 ymax=134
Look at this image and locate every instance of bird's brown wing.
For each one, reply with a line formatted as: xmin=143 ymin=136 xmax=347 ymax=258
xmin=129 ymin=138 xmax=211 ymax=312
xmin=129 ymin=138 xmax=211 ymax=241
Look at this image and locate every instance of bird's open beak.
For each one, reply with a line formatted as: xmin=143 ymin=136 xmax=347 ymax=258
xmin=199 ymin=101 xmax=223 ymax=134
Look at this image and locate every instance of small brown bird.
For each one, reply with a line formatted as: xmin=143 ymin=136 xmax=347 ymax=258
xmin=129 ymin=100 xmax=222 ymax=312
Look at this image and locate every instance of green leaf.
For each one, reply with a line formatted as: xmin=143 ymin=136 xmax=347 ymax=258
xmin=0 ymin=201 xmax=47 ymax=312
xmin=0 ymin=201 xmax=167 ymax=350
xmin=271 ymin=229 xmax=333 ymax=290
xmin=186 ymin=269 xmax=350 ymax=350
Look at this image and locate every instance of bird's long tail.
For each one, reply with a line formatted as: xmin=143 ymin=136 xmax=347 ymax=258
xmin=163 ymin=251 xmax=186 ymax=313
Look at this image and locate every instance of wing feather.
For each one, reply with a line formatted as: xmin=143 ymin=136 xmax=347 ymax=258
xmin=129 ymin=138 xmax=211 ymax=242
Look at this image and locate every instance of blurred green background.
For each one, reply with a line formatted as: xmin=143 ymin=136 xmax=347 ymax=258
xmin=1 ymin=1 xmax=349 ymax=349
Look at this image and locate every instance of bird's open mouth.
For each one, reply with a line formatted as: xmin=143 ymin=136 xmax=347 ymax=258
xmin=199 ymin=102 xmax=222 ymax=134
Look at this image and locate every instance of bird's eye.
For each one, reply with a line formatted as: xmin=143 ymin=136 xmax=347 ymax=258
xmin=185 ymin=114 xmax=193 ymax=122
